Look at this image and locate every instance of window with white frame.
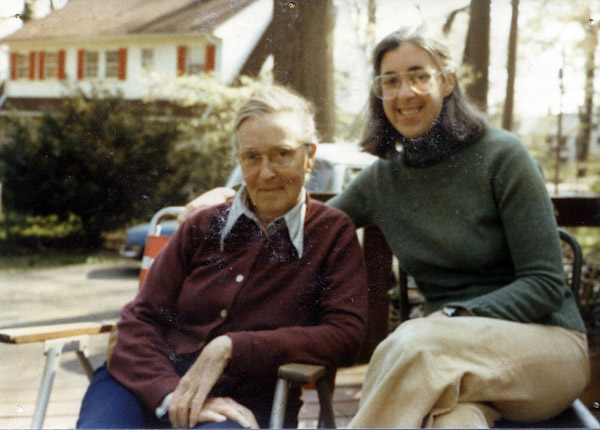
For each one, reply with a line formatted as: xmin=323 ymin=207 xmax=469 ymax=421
xmin=16 ymin=53 xmax=29 ymax=79
xmin=141 ymin=48 xmax=154 ymax=71
xmin=44 ymin=51 xmax=59 ymax=78
xmin=187 ymin=46 xmax=205 ymax=74
xmin=105 ymin=50 xmax=119 ymax=78
xmin=84 ymin=51 xmax=99 ymax=78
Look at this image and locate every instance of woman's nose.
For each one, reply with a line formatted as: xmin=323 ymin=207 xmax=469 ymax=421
xmin=257 ymin=158 xmax=277 ymax=179
xmin=395 ymin=79 xmax=415 ymax=98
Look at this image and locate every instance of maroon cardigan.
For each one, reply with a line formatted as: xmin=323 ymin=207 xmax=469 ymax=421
xmin=109 ymin=196 xmax=368 ymax=416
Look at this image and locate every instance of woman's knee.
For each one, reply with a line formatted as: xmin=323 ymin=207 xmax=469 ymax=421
xmin=382 ymin=318 xmax=450 ymax=352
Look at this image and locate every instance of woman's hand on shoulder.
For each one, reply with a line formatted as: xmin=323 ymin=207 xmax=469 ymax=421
xmin=178 ymin=187 xmax=237 ymax=223
xmin=169 ymin=335 xmax=234 ymax=428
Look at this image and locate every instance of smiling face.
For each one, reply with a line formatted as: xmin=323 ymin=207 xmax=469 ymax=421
xmin=380 ymin=42 xmax=455 ymax=140
xmin=236 ymin=112 xmax=316 ymax=226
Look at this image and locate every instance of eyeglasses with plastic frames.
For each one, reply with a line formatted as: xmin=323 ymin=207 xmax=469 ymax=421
xmin=373 ymin=69 xmax=441 ymax=99
xmin=236 ymin=144 xmax=310 ymax=170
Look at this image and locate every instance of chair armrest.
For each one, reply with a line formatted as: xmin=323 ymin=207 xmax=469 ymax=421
xmin=277 ymin=363 xmax=327 ymax=384
xmin=0 ymin=321 xmax=116 ymax=344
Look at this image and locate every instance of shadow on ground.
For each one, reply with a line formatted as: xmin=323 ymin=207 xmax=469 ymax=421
xmin=87 ymin=265 xmax=139 ymax=280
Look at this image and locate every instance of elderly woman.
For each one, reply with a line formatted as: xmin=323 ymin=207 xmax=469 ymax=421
xmin=76 ymin=84 xmax=368 ymax=429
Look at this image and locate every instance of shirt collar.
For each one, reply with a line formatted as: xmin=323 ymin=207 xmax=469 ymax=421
xmin=220 ymin=185 xmax=307 ymax=257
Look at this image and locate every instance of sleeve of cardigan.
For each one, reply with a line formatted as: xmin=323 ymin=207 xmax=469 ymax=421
xmin=446 ymin=135 xmax=568 ymax=323
xmin=226 ymin=214 xmax=368 ymax=383
xmin=108 ymin=212 xmax=201 ymax=412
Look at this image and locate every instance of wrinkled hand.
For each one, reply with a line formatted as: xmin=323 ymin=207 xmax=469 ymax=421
xmin=169 ymin=335 xmax=233 ymax=428
xmin=195 ymin=397 xmax=259 ymax=429
xmin=178 ymin=187 xmax=237 ymax=223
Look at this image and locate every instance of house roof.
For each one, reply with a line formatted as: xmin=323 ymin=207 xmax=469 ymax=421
xmin=2 ymin=0 xmax=258 ymax=42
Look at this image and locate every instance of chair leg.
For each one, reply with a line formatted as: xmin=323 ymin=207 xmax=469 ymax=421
xmin=30 ymin=336 xmax=94 ymax=429
xmin=270 ymin=377 xmax=289 ymax=429
xmin=316 ymin=377 xmax=336 ymax=428
xmin=31 ymin=344 xmax=61 ymax=429
xmin=76 ymin=350 xmax=95 ymax=381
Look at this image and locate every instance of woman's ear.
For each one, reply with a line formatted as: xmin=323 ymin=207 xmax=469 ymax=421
xmin=305 ymin=143 xmax=317 ymax=173
xmin=442 ymin=73 xmax=456 ymax=98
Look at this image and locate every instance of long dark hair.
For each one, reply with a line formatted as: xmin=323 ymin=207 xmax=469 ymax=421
xmin=361 ymin=27 xmax=487 ymax=159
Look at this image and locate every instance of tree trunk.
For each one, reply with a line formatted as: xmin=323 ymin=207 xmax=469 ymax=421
xmin=462 ymin=0 xmax=491 ymax=112
xmin=271 ymin=0 xmax=336 ymax=141
xmin=575 ymin=19 xmax=597 ymax=177
xmin=240 ymin=1 xmax=336 ymax=141
xmin=502 ymin=0 xmax=519 ymax=131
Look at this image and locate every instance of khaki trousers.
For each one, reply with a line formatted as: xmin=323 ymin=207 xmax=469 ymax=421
xmin=348 ymin=316 xmax=589 ymax=428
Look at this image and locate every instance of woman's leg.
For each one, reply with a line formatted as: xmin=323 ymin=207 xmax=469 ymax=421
xmin=348 ymin=317 xmax=589 ymax=428
xmin=77 ymin=364 xmax=147 ymax=429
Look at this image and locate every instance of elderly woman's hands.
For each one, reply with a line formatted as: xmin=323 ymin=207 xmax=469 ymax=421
xmin=178 ymin=187 xmax=237 ymax=223
xmin=168 ymin=335 xmax=257 ymax=428
xmin=195 ymin=397 xmax=259 ymax=429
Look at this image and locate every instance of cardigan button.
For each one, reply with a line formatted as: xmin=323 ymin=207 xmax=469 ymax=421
xmin=220 ymin=309 xmax=228 ymax=318
xmin=235 ymin=274 xmax=244 ymax=283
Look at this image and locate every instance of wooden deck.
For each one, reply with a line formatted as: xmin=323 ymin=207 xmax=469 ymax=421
xmin=0 ymin=331 xmax=365 ymax=429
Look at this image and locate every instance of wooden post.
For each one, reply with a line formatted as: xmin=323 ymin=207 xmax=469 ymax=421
xmin=358 ymin=225 xmax=393 ymax=362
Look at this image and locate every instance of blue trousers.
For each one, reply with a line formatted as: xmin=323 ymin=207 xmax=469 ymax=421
xmin=76 ymin=364 xmax=244 ymax=429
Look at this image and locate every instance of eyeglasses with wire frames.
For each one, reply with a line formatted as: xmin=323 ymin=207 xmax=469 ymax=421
xmin=372 ymin=69 xmax=442 ymax=100
xmin=236 ymin=143 xmax=312 ymax=171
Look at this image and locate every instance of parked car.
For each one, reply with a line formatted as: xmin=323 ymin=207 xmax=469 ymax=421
xmin=120 ymin=142 xmax=377 ymax=259
xmin=119 ymin=217 xmax=180 ymax=260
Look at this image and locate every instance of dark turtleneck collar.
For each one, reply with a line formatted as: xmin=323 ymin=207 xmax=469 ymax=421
xmin=398 ymin=121 xmax=468 ymax=168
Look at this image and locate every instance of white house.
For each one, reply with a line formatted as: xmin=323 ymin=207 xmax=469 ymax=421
xmin=0 ymin=0 xmax=272 ymax=111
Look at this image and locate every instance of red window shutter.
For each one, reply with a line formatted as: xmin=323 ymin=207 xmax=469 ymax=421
xmin=10 ymin=52 xmax=17 ymax=80
xmin=38 ymin=51 xmax=45 ymax=80
xmin=58 ymin=50 xmax=66 ymax=80
xmin=118 ymin=48 xmax=127 ymax=80
xmin=177 ymin=45 xmax=187 ymax=76
xmin=77 ymin=49 xmax=85 ymax=80
xmin=205 ymin=44 xmax=216 ymax=72
xmin=29 ymin=51 xmax=36 ymax=80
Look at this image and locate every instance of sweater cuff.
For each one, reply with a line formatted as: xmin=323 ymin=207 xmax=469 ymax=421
xmin=226 ymin=331 xmax=253 ymax=378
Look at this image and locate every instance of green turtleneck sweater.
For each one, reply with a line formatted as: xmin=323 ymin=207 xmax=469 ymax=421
xmin=329 ymin=127 xmax=585 ymax=332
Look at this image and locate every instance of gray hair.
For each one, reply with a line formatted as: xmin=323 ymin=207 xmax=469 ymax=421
xmin=361 ymin=27 xmax=487 ymax=159
xmin=232 ymin=84 xmax=319 ymax=151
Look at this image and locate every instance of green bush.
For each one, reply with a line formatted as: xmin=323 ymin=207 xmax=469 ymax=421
xmin=0 ymin=211 xmax=85 ymax=255
xmin=0 ymin=88 xmax=179 ymax=247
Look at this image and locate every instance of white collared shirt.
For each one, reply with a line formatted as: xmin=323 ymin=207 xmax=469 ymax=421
xmin=220 ymin=185 xmax=307 ymax=258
